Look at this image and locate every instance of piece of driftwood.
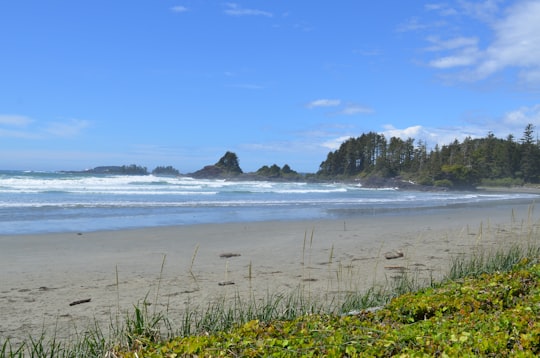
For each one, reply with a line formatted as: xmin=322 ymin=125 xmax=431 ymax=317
xmin=69 ymin=298 xmax=91 ymax=306
xmin=218 ymin=281 xmax=235 ymax=286
xmin=219 ymin=252 xmax=241 ymax=258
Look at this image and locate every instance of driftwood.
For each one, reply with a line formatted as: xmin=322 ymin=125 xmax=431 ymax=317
xmin=218 ymin=281 xmax=235 ymax=286
xmin=69 ymin=298 xmax=91 ymax=306
xmin=219 ymin=252 xmax=241 ymax=258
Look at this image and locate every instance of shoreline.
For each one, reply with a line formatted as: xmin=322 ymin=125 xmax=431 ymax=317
xmin=2 ymin=199 xmax=540 ymax=343
xmin=3 ymin=190 xmax=539 ymax=237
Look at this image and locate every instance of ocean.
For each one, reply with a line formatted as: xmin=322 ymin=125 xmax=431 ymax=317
xmin=0 ymin=170 xmax=537 ymax=235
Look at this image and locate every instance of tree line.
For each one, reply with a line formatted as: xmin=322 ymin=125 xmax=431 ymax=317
xmin=317 ymin=124 xmax=540 ymax=188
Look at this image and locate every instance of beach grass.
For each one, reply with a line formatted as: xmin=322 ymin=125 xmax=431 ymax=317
xmin=2 ymin=218 xmax=540 ymax=357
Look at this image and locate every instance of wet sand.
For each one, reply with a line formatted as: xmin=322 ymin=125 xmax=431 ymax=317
xmin=1 ymin=198 xmax=540 ymax=342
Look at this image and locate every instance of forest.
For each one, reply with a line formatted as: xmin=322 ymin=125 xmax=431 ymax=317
xmin=317 ymin=124 xmax=539 ymax=188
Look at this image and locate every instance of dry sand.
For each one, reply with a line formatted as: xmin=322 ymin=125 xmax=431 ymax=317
xmin=2 ymin=199 xmax=540 ymax=343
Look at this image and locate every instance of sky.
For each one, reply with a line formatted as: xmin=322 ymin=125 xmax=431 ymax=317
xmin=1 ymin=1 xmax=540 ymax=173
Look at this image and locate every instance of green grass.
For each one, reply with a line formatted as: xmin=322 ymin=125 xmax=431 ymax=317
xmin=2 ymin=219 xmax=540 ymax=357
xmin=119 ymin=259 xmax=540 ymax=357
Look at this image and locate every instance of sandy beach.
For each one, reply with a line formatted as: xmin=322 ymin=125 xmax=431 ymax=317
xmin=2 ymin=198 xmax=540 ymax=343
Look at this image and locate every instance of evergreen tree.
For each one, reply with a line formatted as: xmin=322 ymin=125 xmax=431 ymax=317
xmin=520 ymin=124 xmax=539 ymax=182
xmin=215 ymin=151 xmax=243 ymax=174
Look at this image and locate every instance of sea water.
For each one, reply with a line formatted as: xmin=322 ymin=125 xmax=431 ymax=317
xmin=0 ymin=170 xmax=537 ymax=234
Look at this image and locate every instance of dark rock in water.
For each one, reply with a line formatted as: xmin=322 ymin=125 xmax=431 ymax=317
xmin=189 ymin=165 xmax=227 ymax=179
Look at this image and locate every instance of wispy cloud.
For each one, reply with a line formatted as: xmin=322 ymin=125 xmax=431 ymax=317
xmin=396 ymin=16 xmax=447 ymax=33
xmin=423 ymin=0 xmax=540 ymax=85
xmin=306 ymin=99 xmax=341 ymax=108
xmin=171 ymin=6 xmax=188 ymax=13
xmin=429 ymin=46 xmax=480 ymax=69
xmin=382 ymin=124 xmax=482 ymax=148
xmin=0 ymin=114 xmax=33 ymax=127
xmin=425 ymin=3 xmax=458 ymax=16
xmin=396 ymin=17 xmax=430 ymax=32
xmin=334 ymin=104 xmax=374 ymax=116
xmin=224 ymin=3 xmax=272 ymax=17
xmin=381 ymin=104 xmax=540 ymax=148
xmin=459 ymin=0 xmax=502 ymax=24
xmin=501 ymin=104 xmax=540 ymax=129
xmin=424 ymin=35 xmax=478 ymax=52
xmin=44 ymin=119 xmax=90 ymax=137
xmin=306 ymin=99 xmax=373 ymax=116
xmin=472 ymin=1 xmax=540 ymax=83
xmin=0 ymin=115 xmax=90 ymax=139
xmin=0 ymin=114 xmax=37 ymax=138
xmin=425 ymin=36 xmax=481 ymax=69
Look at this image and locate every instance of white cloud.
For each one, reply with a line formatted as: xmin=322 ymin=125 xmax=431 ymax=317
xmin=0 ymin=114 xmax=33 ymax=127
xmin=171 ymin=6 xmax=188 ymax=13
xmin=224 ymin=3 xmax=272 ymax=17
xmin=321 ymin=135 xmax=353 ymax=150
xmin=475 ymin=1 xmax=540 ymax=81
xmin=425 ymin=35 xmax=478 ymax=51
xmin=425 ymin=36 xmax=480 ymax=69
xmin=306 ymin=99 xmax=341 ymax=108
xmin=426 ymin=0 xmax=540 ymax=84
xmin=502 ymin=105 xmax=540 ymax=128
xmin=429 ymin=47 xmax=479 ymax=68
xmin=382 ymin=124 xmax=480 ymax=148
xmin=382 ymin=124 xmax=424 ymax=139
xmin=306 ymin=100 xmax=373 ymax=115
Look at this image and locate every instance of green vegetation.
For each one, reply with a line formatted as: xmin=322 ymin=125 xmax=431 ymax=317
xmin=67 ymin=164 xmax=149 ymax=175
xmin=256 ymin=164 xmax=300 ymax=179
xmin=151 ymin=165 xmax=180 ymax=176
xmin=215 ymin=151 xmax=243 ymax=174
xmin=114 ymin=245 xmax=540 ymax=357
xmin=317 ymin=125 xmax=540 ymax=188
xmin=117 ymin=260 xmax=540 ymax=356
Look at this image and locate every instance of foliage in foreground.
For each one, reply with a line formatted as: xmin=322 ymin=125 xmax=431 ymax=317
xmin=3 ymin=243 xmax=540 ymax=357
xmin=117 ymin=260 xmax=540 ymax=357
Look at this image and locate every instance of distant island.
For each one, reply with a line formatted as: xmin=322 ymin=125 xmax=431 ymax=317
xmin=62 ymin=165 xmax=149 ymax=175
xmin=61 ymin=152 xmax=305 ymax=182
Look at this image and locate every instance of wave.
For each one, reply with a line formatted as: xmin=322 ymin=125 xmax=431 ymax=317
xmin=0 ymin=192 xmax=535 ymax=210
xmin=0 ymin=174 xmax=358 ymax=195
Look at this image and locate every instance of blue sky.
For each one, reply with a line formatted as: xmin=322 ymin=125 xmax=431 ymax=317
xmin=1 ymin=1 xmax=539 ymax=173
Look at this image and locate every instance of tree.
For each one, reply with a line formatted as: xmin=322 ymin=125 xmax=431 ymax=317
xmin=316 ymin=125 xmax=540 ymax=186
xmin=152 ymin=166 xmax=180 ymax=176
xmin=520 ymin=124 xmax=539 ymax=182
xmin=215 ymin=151 xmax=243 ymax=174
